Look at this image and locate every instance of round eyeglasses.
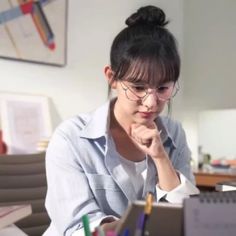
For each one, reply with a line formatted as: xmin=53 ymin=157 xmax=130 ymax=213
xmin=120 ymin=81 xmax=179 ymax=102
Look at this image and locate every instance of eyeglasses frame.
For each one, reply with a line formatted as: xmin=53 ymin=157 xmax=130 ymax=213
xmin=119 ymin=80 xmax=180 ymax=102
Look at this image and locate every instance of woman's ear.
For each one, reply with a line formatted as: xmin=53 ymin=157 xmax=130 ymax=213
xmin=104 ymin=65 xmax=117 ymax=89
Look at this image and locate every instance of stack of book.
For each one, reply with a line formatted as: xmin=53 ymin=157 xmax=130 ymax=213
xmin=215 ymin=180 xmax=236 ymax=191
xmin=0 ymin=204 xmax=32 ymax=230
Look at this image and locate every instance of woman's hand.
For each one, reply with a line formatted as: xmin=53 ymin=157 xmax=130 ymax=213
xmin=130 ymin=122 xmax=180 ymax=191
xmin=130 ymin=122 xmax=166 ymax=159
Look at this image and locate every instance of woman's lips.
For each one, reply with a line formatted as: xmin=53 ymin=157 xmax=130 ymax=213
xmin=138 ymin=112 xmax=155 ymax=118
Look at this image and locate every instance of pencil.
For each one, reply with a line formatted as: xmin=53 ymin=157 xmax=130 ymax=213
xmin=134 ymin=213 xmax=145 ymax=236
xmin=144 ymin=192 xmax=154 ymax=215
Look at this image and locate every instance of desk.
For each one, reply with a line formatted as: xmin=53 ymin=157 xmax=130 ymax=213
xmin=194 ymin=169 xmax=236 ymax=191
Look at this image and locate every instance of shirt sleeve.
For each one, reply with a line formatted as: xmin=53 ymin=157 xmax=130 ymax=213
xmin=156 ymin=171 xmax=200 ymax=203
xmin=155 ymin=121 xmax=199 ymax=203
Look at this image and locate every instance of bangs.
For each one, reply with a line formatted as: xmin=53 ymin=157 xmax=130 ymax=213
xmin=115 ymin=56 xmax=179 ymax=87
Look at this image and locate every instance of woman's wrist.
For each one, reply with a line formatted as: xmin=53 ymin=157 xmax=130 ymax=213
xmin=151 ymin=147 xmax=169 ymax=161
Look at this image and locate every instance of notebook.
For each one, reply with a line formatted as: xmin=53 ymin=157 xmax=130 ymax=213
xmin=0 ymin=205 xmax=32 ymax=229
xmin=116 ymin=200 xmax=183 ymax=236
xmin=184 ymin=191 xmax=236 ymax=236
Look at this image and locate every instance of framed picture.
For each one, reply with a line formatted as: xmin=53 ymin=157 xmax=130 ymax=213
xmin=0 ymin=93 xmax=52 ymax=154
xmin=0 ymin=0 xmax=68 ymax=66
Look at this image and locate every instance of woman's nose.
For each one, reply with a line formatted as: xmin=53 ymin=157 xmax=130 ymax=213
xmin=142 ymin=91 xmax=158 ymax=109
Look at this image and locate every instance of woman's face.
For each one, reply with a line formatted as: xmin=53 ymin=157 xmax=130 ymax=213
xmin=105 ymin=65 xmax=177 ymax=126
xmin=114 ymin=80 xmax=168 ymax=125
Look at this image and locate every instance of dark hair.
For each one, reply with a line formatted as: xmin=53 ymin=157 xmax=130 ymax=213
xmin=109 ymin=5 xmax=180 ymax=90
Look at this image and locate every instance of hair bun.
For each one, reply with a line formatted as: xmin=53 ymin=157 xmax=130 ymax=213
xmin=125 ymin=5 xmax=168 ymax=27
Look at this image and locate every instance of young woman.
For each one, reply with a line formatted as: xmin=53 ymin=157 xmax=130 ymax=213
xmin=44 ymin=5 xmax=199 ymax=236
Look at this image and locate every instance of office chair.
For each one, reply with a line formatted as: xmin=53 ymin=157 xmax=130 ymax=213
xmin=0 ymin=152 xmax=50 ymax=236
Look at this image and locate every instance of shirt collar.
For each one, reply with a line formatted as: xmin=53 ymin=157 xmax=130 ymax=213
xmin=79 ymin=99 xmax=177 ymax=148
xmin=156 ymin=116 xmax=177 ymax=148
xmin=79 ymin=100 xmax=111 ymax=139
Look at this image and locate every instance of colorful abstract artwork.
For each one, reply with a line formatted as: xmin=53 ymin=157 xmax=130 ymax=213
xmin=0 ymin=0 xmax=67 ymax=66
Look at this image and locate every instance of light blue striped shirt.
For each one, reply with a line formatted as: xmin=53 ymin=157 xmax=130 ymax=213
xmin=44 ymin=99 xmax=199 ymax=236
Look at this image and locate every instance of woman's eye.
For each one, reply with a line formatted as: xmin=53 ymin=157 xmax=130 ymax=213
xmin=157 ymin=86 xmax=169 ymax=93
xmin=132 ymin=85 xmax=146 ymax=92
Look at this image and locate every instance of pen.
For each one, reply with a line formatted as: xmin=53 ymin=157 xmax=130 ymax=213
xmin=142 ymin=192 xmax=154 ymax=236
xmin=134 ymin=213 xmax=145 ymax=236
xmin=82 ymin=214 xmax=92 ymax=236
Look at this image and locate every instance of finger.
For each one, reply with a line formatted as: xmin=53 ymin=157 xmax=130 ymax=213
xmin=141 ymin=138 xmax=152 ymax=147
xmin=131 ymin=130 xmax=152 ymax=146
xmin=130 ymin=124 xmax=147 ymax=138
xmin=131 ymin=135 xmax=152 ymax=148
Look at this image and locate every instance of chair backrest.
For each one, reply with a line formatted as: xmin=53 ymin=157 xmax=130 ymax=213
xmin=0 ymin=152 xmax=50 ymax=236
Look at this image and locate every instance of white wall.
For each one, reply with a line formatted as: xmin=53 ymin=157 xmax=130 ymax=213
xmin=0 ymin=0 xmax=183 ymax=130
xmin=3 ymin=0 xmax=234 ymax=162
xmin=198 ymin=110 xmax=236 ymax=159
xmin=182 ymin=0 xmax=236 ymax=161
